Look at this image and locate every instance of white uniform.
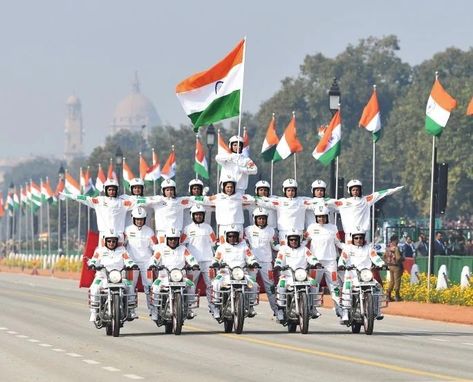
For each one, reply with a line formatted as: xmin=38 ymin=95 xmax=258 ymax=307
xmin=338 ymin=243 xmax=385 ymax=317
xmin=274 ymin=245 xmax=319 ymax=307
xmin=328 ymin=187 xmax=403 ymax=240
xmin=182 ymin=222 xmax=218 ymax=303
xmin=121 ymin=194 xmax=154 ymax=228
xmin=87 ymin=246 xmax=136 ymax=318
xmin=246 ymin=204 xmax=278 ymax=229
xmin=183 ymin=205 xmax=213 ymax=226
xmin=215 ymin=153 xmax=257 ymax=194
xmin=257 ymin=196 xmax=312 ymax=244
xmin=124 ymin=224 xmax=158 ymax=309
xmin=211 ymin=242 xmax=258 ymax=307
xmin=244 ymin=225 xmax=278 ymax=313
xmin=305 ymin=197 xmax=337 ymax=227
xmin=69 ymin=194 xmax=140 ymax=241
xmin=305 ymin=222 xmax=342 ymax=308
xmin=148 ymin=243 xmax=198 ymax=319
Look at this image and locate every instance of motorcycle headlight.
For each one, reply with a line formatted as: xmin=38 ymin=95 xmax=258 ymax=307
xmin=294 ymin=268 xmax=307 ymax=282
xmin=360 ymin=269 xmax=373 ymax=282
xmin=108 ymin=270 xmax=122 ymax=284
xmin=170 ymin=269 xmax=183 ymax=282
xmin=231 ymin=267 xmax=245 ymax=280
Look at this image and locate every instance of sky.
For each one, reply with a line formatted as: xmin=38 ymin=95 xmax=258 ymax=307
xmin=0 ymin=0 xmax=472 ymax=159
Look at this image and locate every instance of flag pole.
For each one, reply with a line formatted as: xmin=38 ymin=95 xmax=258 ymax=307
xmin=270 ymin=160 xmax=274 ymax=196
xmin=293 ymin=153 xmax=297 ymax=181
xmin=152 ymin=148 xmax=157 ymax=195
xmin=371 ymin=139 xmax=376 ymax=242
xmin=30 ymin=183 xmax=35 ymax=255
xmin=24 ymin=187 xmax=29 ymax=255
xmin=18 ymin=191 xmax=22 ymax=254
xmin=47 ymin=200 xmax=51 ymax=256
xmin=335 ymin=157 xmax=339 ymax=199
xmin=39 ymin=179 xmax=43 ymax=257
xmin=58 ymin=190 xmax=61 ymax=253
xmin=65 ymin=195 xmax=69 ymax=256
xmin=427 ymin=135 xmax=436 ymax=300
xmin=236 ymin=37 xmax=247 ymax=141
xmin=78 ymin=167 xmax=82 ymax=250
xmin=195 ymin=134 xmax=199 ymax=179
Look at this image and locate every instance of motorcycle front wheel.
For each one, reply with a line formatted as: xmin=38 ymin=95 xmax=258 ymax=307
xmin=172 ymin=293 xmax=184 ymax=335
xmin=233 ymin=291 xmax=245 ymax=334
xmin=112 ymin=294 xmax=121 ymax=337
xmin=298 ymin=293 xmax=309 ymax=334
xmin=287 ymin=322 xmax=297 ymax=333
xmin=363 ymin=293 xmax=375 ymax=335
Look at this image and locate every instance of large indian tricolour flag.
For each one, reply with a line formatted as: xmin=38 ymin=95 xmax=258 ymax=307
xmin=425 ymin=78 xmax=457 ymax=137
xmin=312 ymin=110 xmax=341 ymax=165
xmin=176 ymin=39 xmax=245 ymax=132
xmin=272 ymin=114 xmax=302 ymax=162
xmin=359 ymin=87 xmax=381 ymax=142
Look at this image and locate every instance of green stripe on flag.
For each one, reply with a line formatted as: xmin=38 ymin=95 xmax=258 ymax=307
xmin=373 ymin=130 xmax=381 ymax=143
xmin=425 ymin=115 xmax=443 ymax=137
xmin=317 ymin=142 xmax=341 ymax=166
xmin=189 ymin=90 xmax=240 ymax=131
xmin=194 ymin=162 xmax=209 ymax=179
xmin=261 ymin=146 xmax=276 ymax=162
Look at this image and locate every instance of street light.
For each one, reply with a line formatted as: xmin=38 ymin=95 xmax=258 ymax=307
xmin=115 ymin=146 xmax=123 ymax=189
xmin=206 ymin=124 xmax=216 ymax=193
xmin=58 ymin=165 xmax=65 ymax=253
xmin=328 ymin=78 xmax=341 ymax=198
xmin=8 ymin=182 xmax=14 ymax=241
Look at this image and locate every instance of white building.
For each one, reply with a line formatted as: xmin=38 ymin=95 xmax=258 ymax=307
xmin=110 ymin=73 xmax=161 ymax=137
xmin=64 ymin=95 xmax=84 ymax=163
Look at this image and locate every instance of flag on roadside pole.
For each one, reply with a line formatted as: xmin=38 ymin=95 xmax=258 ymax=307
xmin=0 ymin=193 xmax=4 ymax=218
xmin=20 ymin=186 xmax=29 ymax=208
xmin=273 ymin=113 xmax=303 ymax=162
xmin=83 ymin=167 xmax=97 ymax=196
xmin=144 ymin=148 xmax=161 ymax=183
xmin=6 ymin=192 xmax=14 ymax=215
xmin=139 ymin=152 xmax=149 ymax=179
xmin=107 ymin=159 xmax=117 ymax=181
xmin=161 ymin=147 xmax=176 ymax=180
xmin=13 ymin=191 xmax=20 ymax=211
xmin=242 ymin=126 xmax=250 ymax=157
xmin=30 ymin=181 xmax=43 ymax=210
xmin=176 ymin=39 xmax=245 ymax=132
xmin=261 ymin=113 xmax=279 ymax=162
xmin=42 ymin=177 xmax=57 ymax=204
xmin=122 ymin=158 xmax=135 ymax=190
xmin=467 ymin=97 xmax=473 ymax=116
xmin=425 ymin=77 xmax=457 ymax=137
xmin=359 ymin=86 xmax=382 ymax=142
xmin=194 ymin=135 xmax=209 ymax=179
xmin=313 ymin=110 xmax=341 ymax=165
xmin=217 ymin=129 xmax=231 ymax=154
xmin=64 ymin=172 xmax=81 ymax=196
xmin=96 ymin=164 xmax=106 ymax=192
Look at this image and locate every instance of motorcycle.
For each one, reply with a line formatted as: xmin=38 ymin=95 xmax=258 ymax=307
xmin=210 ymin=263 xmax=260 ymax=334
xmin=275 ymin=265 xmax=323 ymax=334
xmin=339 ymin=265 xmax=388 ymax=335
xmin=88 ymin=265 xmax=138 ymax=337
xmin=148 ymin=265 xmax=200 ymax=335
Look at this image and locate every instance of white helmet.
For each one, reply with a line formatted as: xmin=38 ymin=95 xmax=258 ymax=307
xmin=103 ymin=178 xmax=119 ymax=192
xmin=188 ymin=178 xmax=204 ymax=193
xmin=252 ymin=207 xmax=269 ymax=218
xmin=103 ymin=228 xmax=119 ymax=240
xmin=351 ymin=226 xmax=366 ymax=237
xmin=254 ymin=180 xmax=271 ymax=194
xmin=130 ymin=177 xmax=144 ymax=188
xmin=221 ymin=174 xmax=237 ymax=187
xmin=161 ymin=179 xmax=176 ymax=193
xmin=131 ymin=206 xmax=147 ymax=219
xmin=228 ymin=135 xmax=244 ymax=147
xmin=224 ymin=224 xmax=241 ymax=244
xmin=314 ymin=205 xmax=330 ymax=216
xmin=311 ymin=179 xmax=327 ymax=191
xmin=164 ymin=228 xmax=181 ymax=239
xmin=347 ymin=179 xmax=363 ymax=193
xmin=282 ymin=178 xmax=298 ymax=191
xmin=190 ymin=204 xmax=206 ymax=215
xmin=285 ymin=228 xmax=302 ymax=244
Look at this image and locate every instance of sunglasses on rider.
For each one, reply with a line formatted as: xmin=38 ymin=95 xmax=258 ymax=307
xmin=288 ymin=237 xmax=299 ymax=241
xmin=105 ymin=238 xmax=118 ymax=243
xmin=352 ymin=236 xmax=364 ymax=240
xmin=167 ymin=237 xmax=179 ymax=241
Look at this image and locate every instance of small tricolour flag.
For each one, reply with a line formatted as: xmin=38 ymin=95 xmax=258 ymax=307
xmin=139 ymin=152 xmax=149 ymax=179
xmin=13 ymin=191 xmax=20 ymax=211
xmin=96 ymin=164 xmax=106 ymax=192
xmin=217 ymin=129 xmax=231 ymax=155
xmin=176 ymin=39 xmax=245 ymax=132
xmin=273 ymin=113 xmax=303 ymax=162
xmin=261 ymin=113 xmax=279 ymax=162
xmin=359 ymin=86 xmax=381 ymax=142
xmin=144 ymin=148 xmax=161 ymax=182
xmin=64 ymin=172 xmax=81 ymax=196
xmin=313 ymin=110 xmax=341 ymax=165
xmin=107 ymin=159 xmax=117 ymax=181
xmin=30 ymin=181 xmax=43 ymax=208
xmin=161 ymin=147 xmax=176 ymax=180
xmin=425 ymin=76 xmax=457 ymax=137
xmin=194 ymin=135 xmax=209 ymax=179
xmin=242 ymin=126 xmax=250 ymax=157
xmin=467 ymin=97 xmax=473 ymax=116
xmin=42 ymin=177 xmax=57 ymax=204
xmin=122 ymin=158 xmax=135 ymax=190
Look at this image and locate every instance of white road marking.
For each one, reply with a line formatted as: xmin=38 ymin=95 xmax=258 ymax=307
xmin=431 ymin=338 xmax=448 ymax=342
xmin=7 ymin=331 xmax=18 ymax=334
xmin=124 ymin=374 xmax=144 ymax=380
xmin=39 ymin=343 xmax=52 ymax=347
xmin=83 ymin=359 xmax=100 ymax=365
xmin=16 ymin=335 xmax=29 ymax=338
xmin=0 ymin=327 xmax=8 ymax=330
xmin=102 ymin=366 xmax=120 ymax=372
xmin=28 ymin=339 xmax=40 ymax=343
xmin=462 ymin=342 xmax=473 ymax=346
xmin=66 ymin=353 xmax=82 ymax=358
xmin=52 ymin=348 xmax=65 ymax=352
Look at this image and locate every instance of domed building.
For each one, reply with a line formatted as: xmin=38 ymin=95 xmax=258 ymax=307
xmin=110 ymin=73 xmax=161 ymax=136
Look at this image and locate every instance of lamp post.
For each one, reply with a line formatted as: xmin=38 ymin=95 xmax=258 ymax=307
xmin=328 ymin=78 xmax=341 ymax=198
xmin=206 ymin=124 xmax=216 ymax=194
xmin=8 ymin=182 xmax=14 ymax=242
xmin=115 ymin=146 xmax=123 ymax=190
xmin=58 ymin=165 xmax=65 ymax=253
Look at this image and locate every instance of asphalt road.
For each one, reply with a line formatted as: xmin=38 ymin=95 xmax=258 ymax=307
xmin=1 ymin=273 xmax=472 ymax=382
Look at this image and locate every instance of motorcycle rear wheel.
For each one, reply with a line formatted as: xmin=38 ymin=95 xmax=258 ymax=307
xmin=298 ymin=293 xmax=309 ymax=334
xmin=173 ymin=293 xmax=184 ymax=335
xmin=363 ymin=293 xmax=375 ymax=335
xmin=233 ymin=292 xmax=245 ymax=334
xmin=112 ymin=294 xmax=121 ymax=337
